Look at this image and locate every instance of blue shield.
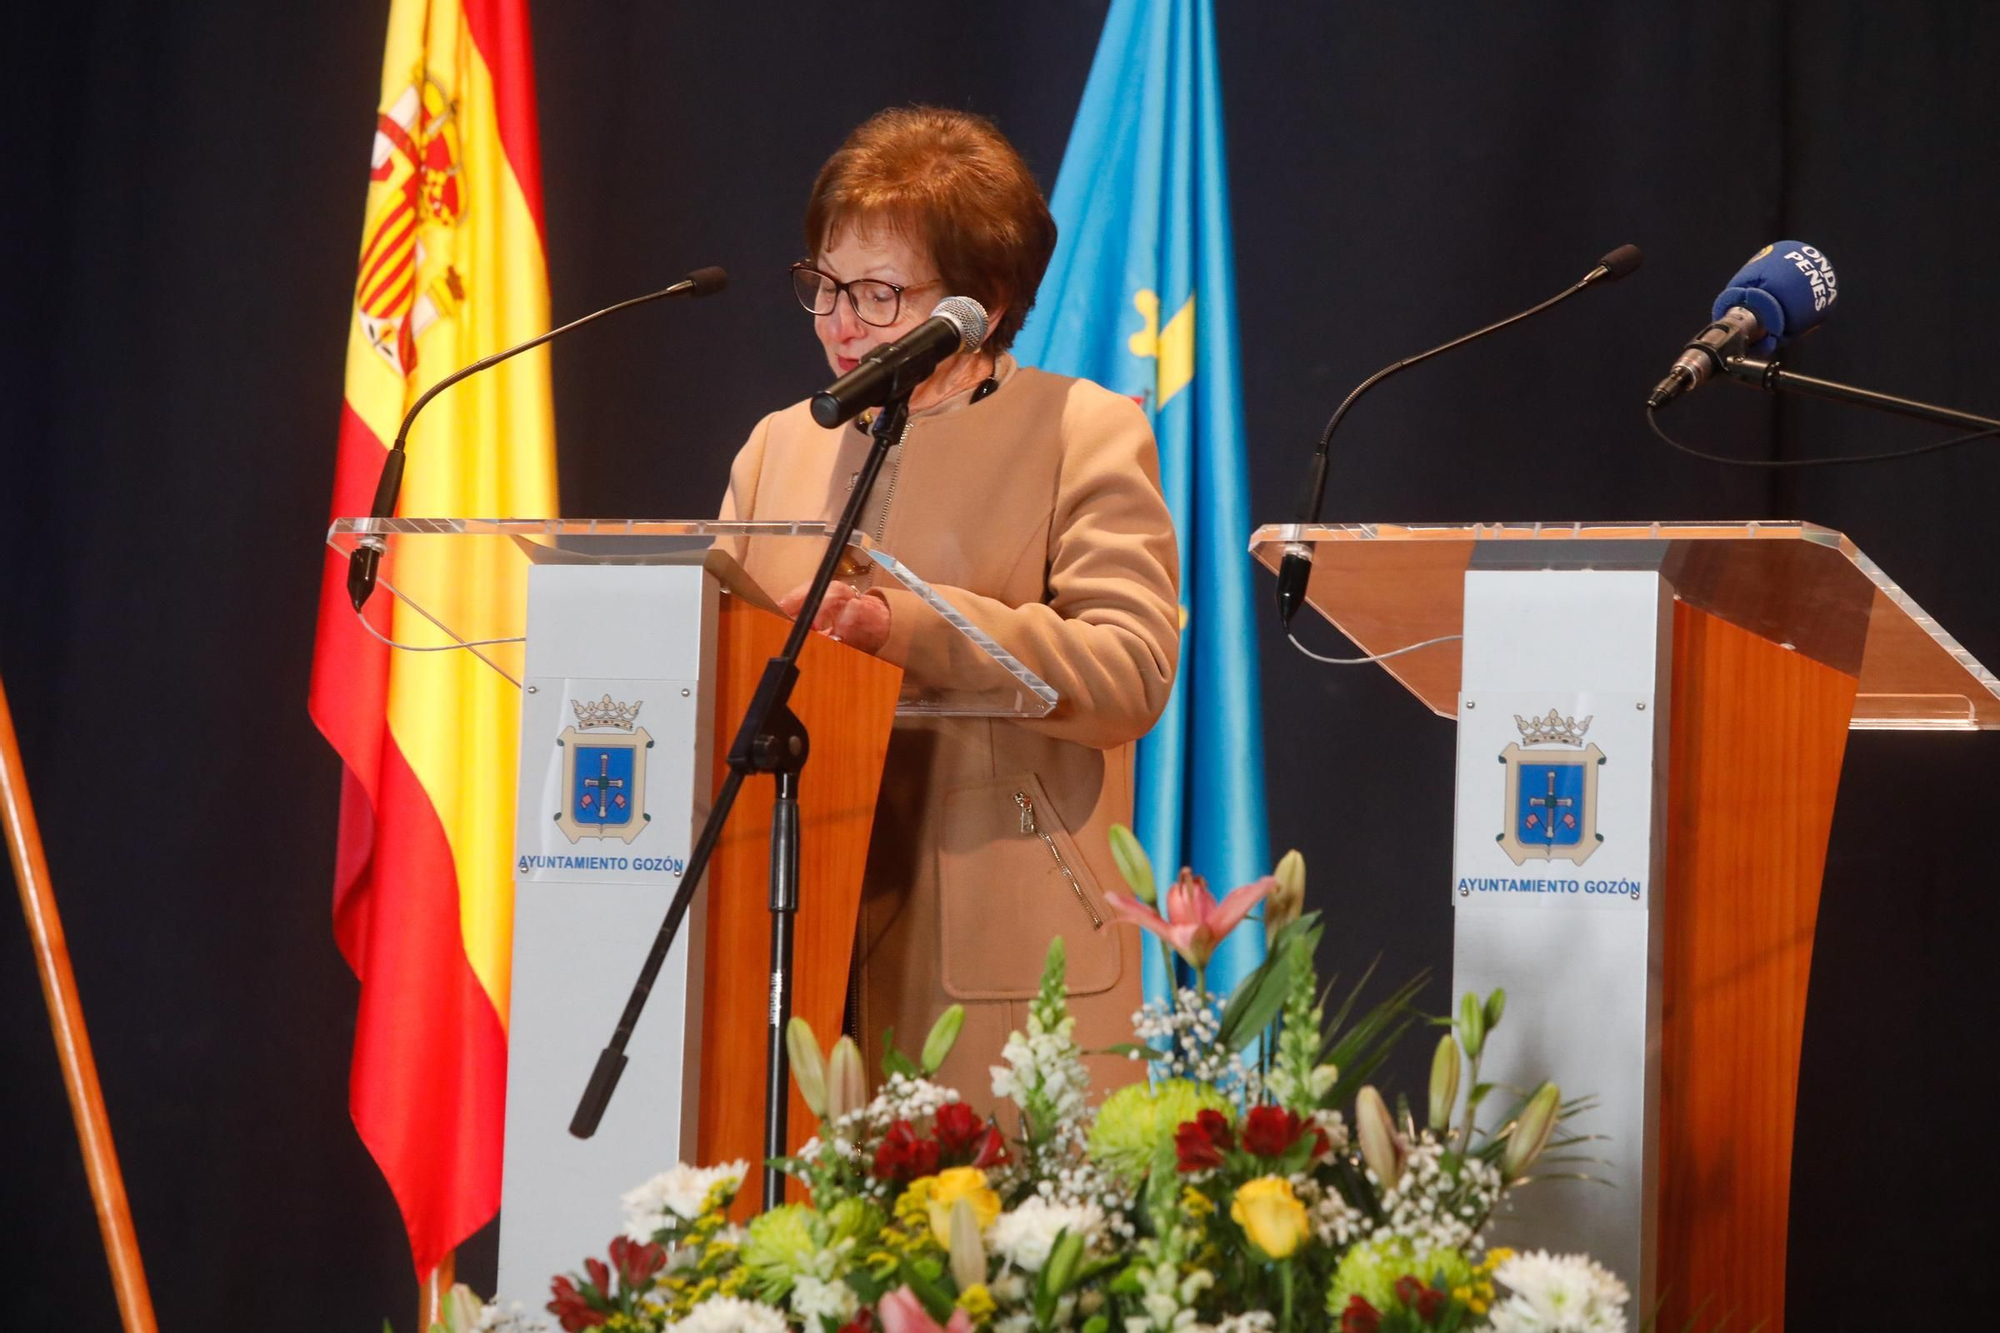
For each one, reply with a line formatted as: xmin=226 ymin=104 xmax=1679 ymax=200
xmin=1515 ymin=761 xmax=1586 ymax=848
xmin=572 ymin=744 xmax=636 ymax=827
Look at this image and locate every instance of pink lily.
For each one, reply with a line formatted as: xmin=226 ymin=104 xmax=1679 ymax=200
xmin=1103 ymin=867 xmax=1276 ymax=970
xmin=878 ymin=1287 xmax=975 ymax=1333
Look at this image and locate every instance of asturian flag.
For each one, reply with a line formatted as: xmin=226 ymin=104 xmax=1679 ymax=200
xmin=308 ymin=0 xmax=556 ymax=1280
xmin=1015 ymin=0 xmax=1269 ymax=1001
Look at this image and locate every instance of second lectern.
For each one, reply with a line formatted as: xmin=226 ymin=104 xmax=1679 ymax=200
xmin=1254 ymin=520 xmax=2000 ymax=1332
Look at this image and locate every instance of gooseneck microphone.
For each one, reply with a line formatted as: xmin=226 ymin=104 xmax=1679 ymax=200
xmin=810 ymin=296 xmax=989 ymax=428
xmin=345 ymin=265 xmax=730 ymax=611
xmin=1273 ymin=244 xmax=1643 ymax=629
xmin=1647 ymin=242 xmax=1838 ymax=410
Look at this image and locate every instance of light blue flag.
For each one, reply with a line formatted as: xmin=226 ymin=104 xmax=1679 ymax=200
xmin=1014 ymin=0 xmax=1270 ymax=1006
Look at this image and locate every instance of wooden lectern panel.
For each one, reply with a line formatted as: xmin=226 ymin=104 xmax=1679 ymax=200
xmin=695 ymin=600 xmax=901 ymax=1203
xmin=1658 ymin=603 xmax=1856 ymax=1331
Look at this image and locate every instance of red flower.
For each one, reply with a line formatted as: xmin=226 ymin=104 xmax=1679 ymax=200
xmin=934 ymin=1102 xmax=982 ymax=1156
xmin=969 ymin=1124 xmax=1009 ymax=1168
xmin=1394 ymin=1276 xmax=1425 ymax=1306
xmin=546 ymin=1276 xmax=608 ymax=1331
xmin=1195 ymin=1107 xmax=1233 ymax=1148
xmin=583 ymin=1257 xmax=611 ymax=1295
xmin=872 ymin=1119 xmax=941 ymax=1184
xmin=837 ymin=1310 xmax=875 ymax=1333
xmin=1174 ymin=1108 xmax=1234 ymax=1172
xmin=933 ymin=1102 xmax=1010 ymax=1169
xmin=608 ymin=1234 xmax=665 ymax=1288
xmin=1340 ymin=1295 xmax=1382 ymax=1333
xmin=1242 ymin=1105 xmax=1310 ymax=1157
xmin=1174 ymin=1121 xmax=1223 ymax=1171
xmin=1414 ymin=1286 xmax=1448 ymax=1324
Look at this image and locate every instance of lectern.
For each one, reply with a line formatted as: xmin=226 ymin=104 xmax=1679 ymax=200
xmin=1252 ymin=520 xmax=2000 ymax=1329
xmin=325 ymin=518 xmax=1058 ymax=1307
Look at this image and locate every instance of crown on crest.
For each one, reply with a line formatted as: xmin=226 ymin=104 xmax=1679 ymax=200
xmin=573 ymin=694 xmax=643 ymax=731
xmin=1514 ymin=708 xmax=1592 ymax=746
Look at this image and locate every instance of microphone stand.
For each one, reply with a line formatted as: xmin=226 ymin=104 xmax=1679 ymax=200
xmin=1274 ymin=245 xmax=1642 ymax=627
xmin=570 ymin=384 xmax=913 ymax=1213
xmin=1721 ymin=354 xmax=2000 ymax=432
xmin=347 ymin=271 xmax=726 ymax=611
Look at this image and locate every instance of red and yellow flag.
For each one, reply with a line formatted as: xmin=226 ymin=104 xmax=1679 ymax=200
xmin=308 ymin=0 xmax=554 ymax=1278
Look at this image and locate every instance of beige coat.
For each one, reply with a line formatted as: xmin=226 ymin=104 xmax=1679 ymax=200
xmin=717 ymin=363 xmax=1180 ymax=1110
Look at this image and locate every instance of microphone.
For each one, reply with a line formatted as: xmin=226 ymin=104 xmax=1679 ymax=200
xmin=1646 ymin=241 xmax=1837 ymax=409
xmin=810 ymin=296 xmax=989 ymax=428
xmin=1273 ymin=244 xmax=1643 ymax=628
xmin=345 ymin=266 xmax=730 ymax=611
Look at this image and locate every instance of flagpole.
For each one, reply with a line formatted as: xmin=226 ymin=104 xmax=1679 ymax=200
xmin=1 ymin=672 xmax=160 ymax=1333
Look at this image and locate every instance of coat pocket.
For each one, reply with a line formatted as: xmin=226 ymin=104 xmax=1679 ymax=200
xmin=937 ymin=772 xmax=1123 ymax=1001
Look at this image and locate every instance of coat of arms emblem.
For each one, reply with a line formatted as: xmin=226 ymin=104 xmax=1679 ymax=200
xmin=554 ymin=695 xmax=653 ymax=844
xmin=1495 ymin=709 xmax=1604 ymax=866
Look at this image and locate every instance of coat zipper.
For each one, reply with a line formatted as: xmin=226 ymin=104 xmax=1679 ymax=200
xmin=1014 ymin=790 xmax=1103 ymax=929
xmin=870 ymin=418 xmax=912 ymax=548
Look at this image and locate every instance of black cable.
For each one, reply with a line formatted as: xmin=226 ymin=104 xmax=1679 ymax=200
xmin=1644 ymin=404 xmax=2000 ymax=468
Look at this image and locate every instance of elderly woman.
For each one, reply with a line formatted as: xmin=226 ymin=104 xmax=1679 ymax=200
xmin=718 ymin=106 xmax=1179 ymax=1107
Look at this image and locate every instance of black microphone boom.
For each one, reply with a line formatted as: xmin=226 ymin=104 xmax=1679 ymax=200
xmin=1273 ymin=245 xmax=1642 ymax=628
xmin=810 ymin=296 xmax=989 ymax=428
xmin=345 ymin=266 xmax=730 ymax=611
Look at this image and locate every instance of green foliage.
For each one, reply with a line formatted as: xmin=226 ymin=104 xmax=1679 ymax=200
xmin=1034 ymin=937 xmax=1069 ymax=1023
xmin=919 ymin=1005 xmax=965 ymax=1074
xmin=1035 ymin=1228 xmax=1086 ymax=1326
xmin=787 ymin=1016 xmax=828 ymax=1118
xmin=1218 ymin=913 xmax=1323 ymax=1053
xmin=1108 ymin=822 xmax=1158 ymax=904
xmin=899 ymin=1254 xmax=958 ymax=1323
xmin=1456 ymin=990 xmax=1486 ymax=1060
xmin=1316 ymin=964 xmax=1429 ymax=1110
xmin=880 ymin=1028 xmax=921 ymax=1080
xmin=1271 ymin=919 xmax=1328 ymax=1114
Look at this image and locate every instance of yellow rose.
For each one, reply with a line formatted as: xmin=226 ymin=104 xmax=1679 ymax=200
xmin=1230 ymin=1176 xmax=1309 ymax=1260
xmin=923 ymin=1167 xmax=1001 ymax=1246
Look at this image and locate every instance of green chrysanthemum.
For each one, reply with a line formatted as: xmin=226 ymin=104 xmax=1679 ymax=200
xmin=823 ymin=1196 xmax=884 ymax=1249
xmin=1088 ymin=1078 xmax=1230 ymax=1185
xmin=742 ymin=1203 xmax=821 ymax=1301
xmin=1327 ymin=1236 xmax=1474 ymax=1317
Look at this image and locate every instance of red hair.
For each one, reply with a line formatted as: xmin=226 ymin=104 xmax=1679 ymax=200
xmin=804 ymin=106 xmax=1057 ymax=352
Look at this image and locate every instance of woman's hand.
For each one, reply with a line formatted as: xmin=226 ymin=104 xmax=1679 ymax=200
xmin=777 ymin=580 xmax=892 ymax=656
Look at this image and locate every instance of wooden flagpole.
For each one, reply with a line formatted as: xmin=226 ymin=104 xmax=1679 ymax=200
xmin=0 ymin=673 xmax=158 ymax=1332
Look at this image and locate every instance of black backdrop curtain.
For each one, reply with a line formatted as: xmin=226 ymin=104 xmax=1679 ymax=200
xmin=4 ymin=2 xmax=1995 ymax=1325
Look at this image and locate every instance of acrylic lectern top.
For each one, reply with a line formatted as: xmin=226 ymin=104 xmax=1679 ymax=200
xmin=1250 ymin=520 xmax=2000 ymax=731
xmin=328 ymin=518 xmax=1057 ymax=718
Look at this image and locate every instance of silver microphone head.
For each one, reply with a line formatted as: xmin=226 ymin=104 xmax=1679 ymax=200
xmin=931 ymin=296 xmax=989 ymax=351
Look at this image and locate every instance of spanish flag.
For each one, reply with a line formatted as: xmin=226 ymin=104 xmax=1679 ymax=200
xmin=308 ymin=0 xmax=554 ymax=1279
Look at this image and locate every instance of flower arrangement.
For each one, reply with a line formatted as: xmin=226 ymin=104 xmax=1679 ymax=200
xmin=450 ymin=832 xmax=1626 ymax=1333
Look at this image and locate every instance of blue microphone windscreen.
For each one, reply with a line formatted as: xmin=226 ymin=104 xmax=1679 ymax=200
xmin=1711 ymin=241 xmax=1838 ymax=352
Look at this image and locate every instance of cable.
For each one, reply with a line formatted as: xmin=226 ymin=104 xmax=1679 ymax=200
xmin=351 ymin=610 xmax=525 ymax=653
xmin=350 ymin=582 xmax=525 ymax=656
xmin=1287 ymin=630 xmax=1462 ymax=666
xmin=1646 ymin=404 xmax=2000 ymax=468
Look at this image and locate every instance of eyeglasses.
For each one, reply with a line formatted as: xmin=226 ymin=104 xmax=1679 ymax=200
xmin=790 ymin=262 xmax=942 ymax=328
